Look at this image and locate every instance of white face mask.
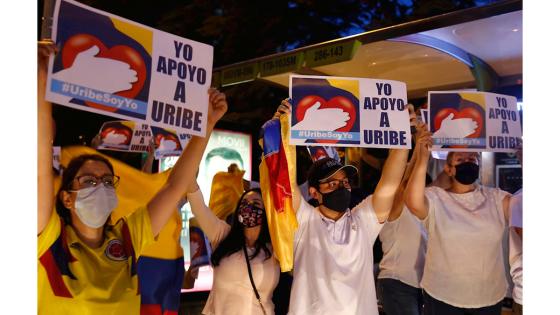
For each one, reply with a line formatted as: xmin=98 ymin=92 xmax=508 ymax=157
xmin=73 ymin=185 xmax=118 ymax=228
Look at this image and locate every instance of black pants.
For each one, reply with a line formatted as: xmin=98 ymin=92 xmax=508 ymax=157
xmin=379 ymin=278 xmax=423 ymax=315
xmin=423 ymin=291 xmax=502 ymax=315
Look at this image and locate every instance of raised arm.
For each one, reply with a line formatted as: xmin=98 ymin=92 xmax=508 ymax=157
xmin=404 ymin=123 xmax=432 ymax=220
xmin=185 ymin=179 xmax=230 ymax=246
xmin=371 ymin=148 xmax=409 ymax=222
xmin=38 ymin=40 xmax=57 ymax=234
xmin=386 ymin=145 xmax=418 ymax=221
xmin=147 ymin=89 xmax=227 ymax=236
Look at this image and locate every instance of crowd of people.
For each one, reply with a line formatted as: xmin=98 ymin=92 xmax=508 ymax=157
xmin=38 ymin=40 xmax=522 ymax=315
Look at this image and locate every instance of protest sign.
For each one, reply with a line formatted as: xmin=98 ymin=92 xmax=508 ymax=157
xmin=151 ymin=126 xmax=191 ymax=159
xmin=189 ymin=226 xmax=212 ymax=269
xmin=420 ymin=109 xmax=429 ymax=124
xmin=429 ymin=91 xmax=521 ymax=152
xmin=97 ymin=120 xmax=152 ymax=152
xmin=46 ymin=0 xmax=213 ymax=137
xmin=307 ymin=146 xmax=340 ymax=162
xmin=289 ymin=75 xmax=410 ymax=149
xmin=53 ymin=146 xmax=61 ymax=173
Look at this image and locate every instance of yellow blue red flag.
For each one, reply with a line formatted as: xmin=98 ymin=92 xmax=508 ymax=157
xmin=259 ymin=115 xmax=298 ymax=272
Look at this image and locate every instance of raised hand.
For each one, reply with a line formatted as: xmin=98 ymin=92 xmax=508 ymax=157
xmin=52 ymin=45 xmax=138 ymax=93
xmin=273 ymin=98 xmax=292 ymax=119
xmin=433 ymin=113 xmax=478 ymax=139
xmin=38 ymin=40 xmax=58 ymax=80
xmin=415 ymin=122 xmax=433 ymax=156
xmin=293 ymin=101 xmax=350 ymax=130
xmin=207 ymin=88 xmax=228 ymax=129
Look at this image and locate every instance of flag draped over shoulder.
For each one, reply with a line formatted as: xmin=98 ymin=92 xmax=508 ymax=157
xmin=259 ymin=115 xmax=298 ymax=272
xmin=59 ymin=146 xmax=184 ymax=315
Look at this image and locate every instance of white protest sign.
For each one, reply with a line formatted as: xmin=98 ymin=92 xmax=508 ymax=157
xmin=429 ymin=91 xmax=521 ymax=152
xmin=289 ymin=75 xmax=410 ymax=148
xmin=307 ymin=146 xmax=340 ymax=162
xmin=46 ymin=0 xmax=212 ymax=137
xmin=420 ymin=109 xmax=429 ymax=124
xmin=97 ymin=121 xmax=152 ymax=152
xmin=53 ymin=146 xmax=61 ymax=173
xmin=151 ymin=126 xmax=192 ymax=159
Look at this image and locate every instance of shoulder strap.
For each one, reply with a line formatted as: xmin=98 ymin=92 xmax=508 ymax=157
xmin=243 ymin=245 xmax=267 ymax=315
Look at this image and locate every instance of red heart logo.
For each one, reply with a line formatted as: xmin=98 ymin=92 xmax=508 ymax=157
xmin=100 ymin=126 xmax=132 ymax=145
xmin=433 ymin=107 xmax=484 ymax=138
xmin=296 ymin=95 xmax=357 ymax=143
xmin=433 ymin=107 xmax=484 ymax=148
xmin=61 ymin=34 xmax=147 ymax=112
xmin=155 ymin=133 xmax=180 ymax=150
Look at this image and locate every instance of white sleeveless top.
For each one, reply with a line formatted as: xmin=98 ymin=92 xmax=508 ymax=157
xmin=378 ymin=205 xmax=427 ymax=288
xmin=422 ymin=186 xmax=509 ymax=308
xmin=187 ymin=189 xmax=280 ymax=315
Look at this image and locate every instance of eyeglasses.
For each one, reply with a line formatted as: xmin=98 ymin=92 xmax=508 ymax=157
xmin=73 ymin=175 xmax=120 ymax=189
xmin=319 ymin=177 xmax=351 ymax=190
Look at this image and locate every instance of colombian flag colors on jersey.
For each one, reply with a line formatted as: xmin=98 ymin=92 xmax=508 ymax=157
xmin=38 ymin=206 xmax=154 ymax=314
xmin=42 ymin=146 xmax=185 ymax=315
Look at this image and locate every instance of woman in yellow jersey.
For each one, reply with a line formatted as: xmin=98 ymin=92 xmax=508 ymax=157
xmin=37 ymin=41 xmax=227 ymax=314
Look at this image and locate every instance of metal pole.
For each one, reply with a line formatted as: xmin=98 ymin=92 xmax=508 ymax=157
xmin=40 ymin=0 xmax=56 ymax=40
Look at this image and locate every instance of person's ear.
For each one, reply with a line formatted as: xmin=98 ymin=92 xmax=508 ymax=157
xmin=443 ymin=163 xmax=454 ymax=177
xmin=309 ymin=186 xmax=321 ymax=200
xmin=61 ymin=191 xmax=75 ymax=210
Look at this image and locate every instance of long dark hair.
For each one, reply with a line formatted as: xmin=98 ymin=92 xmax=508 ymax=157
xmin=210 ymin=188 xmax=272 ymax=266
xmin=55 ymin=154 xmax=115 ymax=225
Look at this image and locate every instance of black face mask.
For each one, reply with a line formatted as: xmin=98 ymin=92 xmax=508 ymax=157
xmin=319 ymin=187 xmax=351 ymax=212
xmin=454 ymin=162 xmax=479 ymax=185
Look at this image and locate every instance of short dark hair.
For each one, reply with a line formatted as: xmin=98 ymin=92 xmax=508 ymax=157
xmin=446 ymin=151 xmax=480 ymax=165
xmin=204 ymin=147 xmax=244 ymax=169
xmin=55 ymin=154 xmax=114 ymax=225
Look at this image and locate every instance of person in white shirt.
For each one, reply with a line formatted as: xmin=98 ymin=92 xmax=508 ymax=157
xmin=186 ymin=181 xmax=280 ymax=315
xmin=405 ymin=134 xmax=512 ymax=315
xmin=509 ymin=188 xmax=522 ymax=315
xmin=378 ymin=131 xmax=430 ymax=315
xmin=509 ymin=146 xmax=522 ymax=315
xmin=276 ymin=101 xmax=417 ymax=315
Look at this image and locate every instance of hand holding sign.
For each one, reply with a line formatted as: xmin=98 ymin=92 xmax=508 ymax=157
xmin=433 ymin=113 xmax=478 ymax=139
xmin=293 ymin=102 xmax=350 ymax=130
xmin=415 ymin=122 xmax=433 ymax=156
xmin=52 ymin=45 xmax=138 ymax=93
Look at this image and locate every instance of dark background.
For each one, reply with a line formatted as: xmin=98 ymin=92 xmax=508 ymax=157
xmin=38 ymin=0 xmax=502 ymax=176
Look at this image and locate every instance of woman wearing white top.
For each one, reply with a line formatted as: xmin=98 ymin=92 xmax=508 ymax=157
xmin=378 ymin=121 xmax=430 ymax=315
xmin=186 ymin=179 xmax=280 ymax=315
xmin=405 ymin=130 xmax=511 ymax=315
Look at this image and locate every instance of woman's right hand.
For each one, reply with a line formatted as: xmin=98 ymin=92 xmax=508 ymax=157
xmin=38 ymin=40 xmax=57 ymax=77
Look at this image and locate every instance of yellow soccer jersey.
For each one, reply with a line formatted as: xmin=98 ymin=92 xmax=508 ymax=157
xmin=38 ymin=207 xmax=155 ymax=315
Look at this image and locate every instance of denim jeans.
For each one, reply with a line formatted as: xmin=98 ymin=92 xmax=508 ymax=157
xmin=378 ymin=278 xmax=423 ymax=315
xmin=423 ymin=291 xmax=502 ymax=315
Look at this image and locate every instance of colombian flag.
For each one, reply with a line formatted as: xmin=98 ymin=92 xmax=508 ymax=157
xmin=259 ymin=115 xmax=298 ymax=272
xmin=59 ymin=146 xmax=184 ymax=315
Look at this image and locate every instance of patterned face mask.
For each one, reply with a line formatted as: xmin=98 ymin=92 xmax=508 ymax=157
xmin=237 ymin=199 xmax=264 ymax=227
